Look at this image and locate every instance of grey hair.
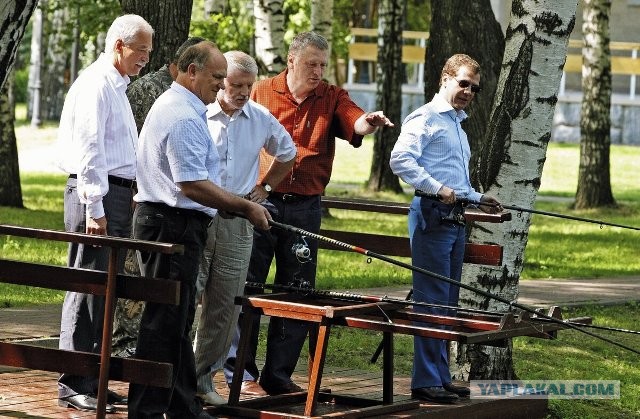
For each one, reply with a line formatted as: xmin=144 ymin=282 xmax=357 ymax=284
xmin=177 ymin=40 xmax=219 ymax=72
xmin=104 ymin=14 xmax=153 ymax=55
xmin=288 ymin=31 xmax=329 ymax=57
xmin=223 ymin=51 xmax=258 ymax=75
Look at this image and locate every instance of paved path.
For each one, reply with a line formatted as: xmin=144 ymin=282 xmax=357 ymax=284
xmin=1 ymin=277 xmax=639 ymax=343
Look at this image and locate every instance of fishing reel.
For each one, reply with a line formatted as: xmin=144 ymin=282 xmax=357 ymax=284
xmin=289 ymin=272 xmax=311 ymax=290
xmin=440 ymin=201 xmax=466 ymax=226
xmin=291 ymin=235 xmax=311 ymax=262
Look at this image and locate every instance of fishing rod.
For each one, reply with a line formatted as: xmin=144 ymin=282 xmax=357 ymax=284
xmin=246 ymin=281 xmax=504 ymax=317
xmin=267 ymin=219 xmax=640 ymax=356
xmin=414 ymin=190 xmax=640 ymax=231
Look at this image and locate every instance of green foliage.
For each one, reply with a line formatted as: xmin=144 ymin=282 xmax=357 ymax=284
xmin=190 ymin=2 xmax=255 ymax=53
xmin=13 ymin=68 xmax=29 ymax=103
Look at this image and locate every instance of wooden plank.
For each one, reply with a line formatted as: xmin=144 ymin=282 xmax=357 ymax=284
xmin=0 ymin=224 xmax=183 ymax=254
xmin=0 ymin=259 xmax=180 ymax=305
xmin=0 ymin=342 xmax=172 ymax=387
xmin=564 ymin=54 xmax=640 ymax=75
xmin=318 ymin=232 xmax=503 ymax=266
xmin=348 ymin=43 xmax=426 ymax=64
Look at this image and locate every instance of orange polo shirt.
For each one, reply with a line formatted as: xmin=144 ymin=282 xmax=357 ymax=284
xmin=251 ymin=70 xmax=365 ymax=196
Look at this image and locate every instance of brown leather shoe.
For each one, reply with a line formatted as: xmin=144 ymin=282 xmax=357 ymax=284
xmin=240 ymin=380 xmax=268 ymax=396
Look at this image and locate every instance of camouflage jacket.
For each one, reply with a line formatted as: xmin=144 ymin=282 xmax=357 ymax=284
xmin=126 ymin=65 xmax=173 ymax=133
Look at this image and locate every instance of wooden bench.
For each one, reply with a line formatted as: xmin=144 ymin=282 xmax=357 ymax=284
xmin=0 ymin=224 xmax=184 ymax=418
xmin=319 ymin=196 xmax=510 ymax=266
xmin=561 ymin=40 xmax=640 ymax=99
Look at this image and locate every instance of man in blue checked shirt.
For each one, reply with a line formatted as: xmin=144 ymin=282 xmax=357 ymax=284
xmin=390 ymin=53 xmax=501 ymax=404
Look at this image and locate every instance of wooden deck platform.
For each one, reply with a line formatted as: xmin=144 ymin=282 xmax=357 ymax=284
xmin=0 ymin=364 xmax=547 ymax=418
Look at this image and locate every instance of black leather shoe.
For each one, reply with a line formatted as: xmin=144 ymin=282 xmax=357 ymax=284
xmin=107 ymin=389 xmax=128 ymax=405
xmin=58 ymin=394 xmax=116 ymax=413
xmin=411 ymin=386 xmax=458 ymax=403
xmin=443 ymin=382 xmax=470 ymax=397
xmin=262 ymin=380 xmax=305 ymax=395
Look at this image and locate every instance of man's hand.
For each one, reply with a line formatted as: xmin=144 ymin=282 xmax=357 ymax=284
xmin=86 ymin=216 xmax=107 ymax=235
xmin=365 ymin=111 xmax=395 ymax=128
xmin=438 ymin=186 xmax=456 ymax=205
xmin=479 ymin=195 xmax=503 ymax=214
xmin=244 ymin=201 xmax=271 ymax=230
xmin=246 ymin=185 xmax=269 ymax=203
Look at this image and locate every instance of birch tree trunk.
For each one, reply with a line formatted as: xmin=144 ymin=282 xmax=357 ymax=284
xmin=253 ymin=0 xmax=286 ymax=75
xmin=367 ymin=0 xmax=403 ymax=192
xmin=27 ymin=0 xmax=45 ymax=126
xmin=452 ymin=0 xmax=578 ymax=380
xmin=40 ymin=5 xmax=69 ymax=121
xmin=0 ymin=0 xmax=37 ymax=90
xmin=311 ymin=0 xmax=334 ymax=83
xmin=574 ymin=0 xmax=614 ymax=209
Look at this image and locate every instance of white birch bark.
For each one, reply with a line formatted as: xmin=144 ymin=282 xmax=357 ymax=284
xmin=451 ymin=0 xmax=579 ymax=380
xmin=253 ymin=0 xmax=286 ymax=75
xmin=311 ymin=0 xmax=334 ymax=82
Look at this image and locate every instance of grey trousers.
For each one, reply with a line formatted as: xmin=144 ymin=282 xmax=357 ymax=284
xmin=58 ymin=177 xmax=134 ymax=398
xmin=193 ymin=214 xmax=253 ymax=394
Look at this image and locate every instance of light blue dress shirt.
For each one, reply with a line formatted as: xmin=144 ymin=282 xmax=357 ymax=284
xmin=390 ymin=93 xmax=483 ymax=203
xmin=206 ymin=100 xmax=296 ymax=195
xmin=134 ymin=82 xmax=220 ymax=217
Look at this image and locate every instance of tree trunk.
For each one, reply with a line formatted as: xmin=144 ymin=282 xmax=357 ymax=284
xmin=574 ymin=0 xmax=615 ymax=209
xmin=253 ymin=0 xmax=286 ymax=75
xmin=311 ymin=0 xmax=334 ymax=83
xmin=0 ymin=0 xmax=38 ymax=91
xmin=27 ymin=0 xmax=45 ymax=126
xmin=425 ymin=0 xmax=505 ymax=154
xmin=120 ymin=0 xmax=193 ymax=75
xmin=367 ymin=0 xmax=403 ymax=192
xmin=452 ymin=0 xmax=578 ymax=381
xmin=40 ymin=5 xmax=69 ymax=121
xmin=0 ymin=77 xmax=24 ymax=208
xmin=0 ymin=0 xmax=38 ymax=208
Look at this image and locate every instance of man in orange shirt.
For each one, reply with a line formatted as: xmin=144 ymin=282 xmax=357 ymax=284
xmin=224 ymin=31 xmax=394 ymax=396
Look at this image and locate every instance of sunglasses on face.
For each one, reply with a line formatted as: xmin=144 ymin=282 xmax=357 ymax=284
xmin=454 ymin=77 xmax=481 ymax=93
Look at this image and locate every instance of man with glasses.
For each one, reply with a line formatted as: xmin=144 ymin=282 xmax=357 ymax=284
xmin=390 ymin=53 xmax=501 ymax=404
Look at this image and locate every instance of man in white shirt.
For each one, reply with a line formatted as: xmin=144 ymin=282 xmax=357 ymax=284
xmin=55 ymin=14 xmax=153 ymax=413
xmin=192 ymin=51 xmax=296 ymax=406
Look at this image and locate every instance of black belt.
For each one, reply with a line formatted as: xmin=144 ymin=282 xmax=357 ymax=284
xmin=68 ymin=173 xmax=136 ymax=189
xmin=270 ymin=192 xmax=318 ymax=203
xmin=139 ymin=201 xmax=212 ymax=224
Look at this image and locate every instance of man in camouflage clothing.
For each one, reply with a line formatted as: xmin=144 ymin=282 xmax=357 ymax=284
xmin=111 ymin=36 xmax=205 ymax=357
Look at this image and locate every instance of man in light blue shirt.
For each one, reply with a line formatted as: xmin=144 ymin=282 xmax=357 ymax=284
xmin=128 ymin=40 xmax=270 ymax=419
xmin=390 ymin=53 xmax=501 ymax=404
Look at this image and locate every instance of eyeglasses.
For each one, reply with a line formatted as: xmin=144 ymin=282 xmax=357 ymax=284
xmin=453 ymin=77 xmax=481 ymax=93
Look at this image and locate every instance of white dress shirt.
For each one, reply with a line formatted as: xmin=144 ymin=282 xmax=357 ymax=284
xmin=56 ymin=53 xmax=137 ymax=219
xmin=206 ymin=99 xmax=296 ymax=195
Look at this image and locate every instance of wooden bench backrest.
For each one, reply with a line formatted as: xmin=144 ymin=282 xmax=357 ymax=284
xmin=319 ymin=197 xmax=509 ymax=266
xmin=0 ymin=224 xmax=185 ymax=405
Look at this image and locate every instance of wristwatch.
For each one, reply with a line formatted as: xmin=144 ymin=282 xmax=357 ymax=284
xmin=261 ymin=182 xmax=272 ymax=193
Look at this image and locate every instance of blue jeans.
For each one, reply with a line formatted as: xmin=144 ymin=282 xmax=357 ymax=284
xmin=408 ymin=196 xmax=465 ymax=389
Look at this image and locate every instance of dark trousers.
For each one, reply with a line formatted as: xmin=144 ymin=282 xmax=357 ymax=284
xmin=58 ymin=177 xmax=133 ymax=398
xmin=127 ymin=203 xmax=210 ymax=419
xmin=223 ymin=195 xmax=321 ymax=390
xmin=408 ymin=196 xmax=465 ymax=389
